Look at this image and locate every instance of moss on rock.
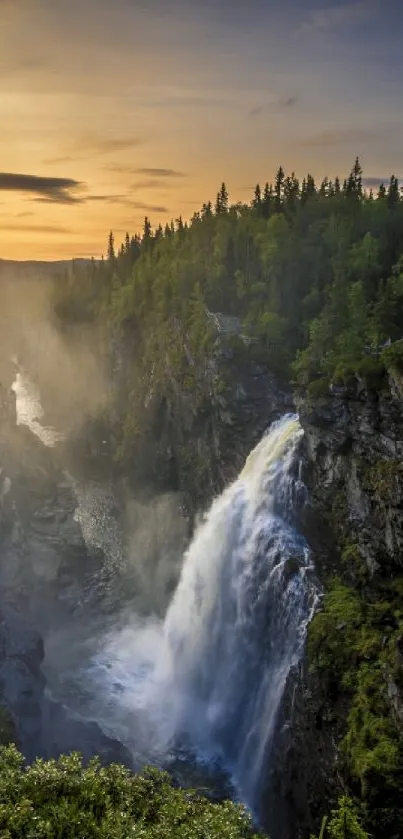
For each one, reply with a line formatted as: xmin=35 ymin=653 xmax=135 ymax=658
xmin=307 ymin=575 xmax=403 ymax=837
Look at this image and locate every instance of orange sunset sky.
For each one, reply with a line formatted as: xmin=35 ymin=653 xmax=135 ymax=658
xmin=0 ymin=0 xmax=402 ymax=260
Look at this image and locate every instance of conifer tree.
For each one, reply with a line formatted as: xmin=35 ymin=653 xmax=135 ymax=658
xmin=253 ymin=184 xmax=262 ymax=211
xmin=274 ymin=166 xmax=285 ymax=212
xmin=353 ymin=156 xmax=363 ymax=197
xmin=387 ymin=175 xmax=399 ymax=209
xmin=215 ymin=182 xmax=229 ymax=214
xmin=262 ymin=183 xmax=272 ymax=218
xmin=306 ymin=174 xmax=316 ymax=199
xmin=142 ymin=216 xmax=152 ymax=247
xmin=107 ymin=231 xmax=115 ymax=261
xmin=201 ymin=201 xmax=213 ymax=219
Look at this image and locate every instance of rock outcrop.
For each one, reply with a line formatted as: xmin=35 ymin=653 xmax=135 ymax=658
xmin=0 ymin=389 xmax=132 ymax=768
xmin=297 ymin=373 xmax=403 ymax=577
xmin=129 ymin=355 xmax=294 ymax=514
xmin=273 ymin=373 xmax=403 ymax=838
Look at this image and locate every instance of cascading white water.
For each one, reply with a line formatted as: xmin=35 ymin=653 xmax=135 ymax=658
xmin=12 ymin=369 xmax=63 ymax=446
xmin=11 ymin=369 xmax=316 ymax=816
xmin=139 ymin=413 xmax=316 ymax=812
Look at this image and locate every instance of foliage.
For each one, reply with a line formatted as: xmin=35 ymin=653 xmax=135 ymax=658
xmin=52 ymin=163 xmax=403 ymax=460
xmin=381 ymin=339 xmax=403 ymax=373
xmin=0 ymin=746 xmax=260 ymax=839
xmin=308 ymin=576 xmax=403 ymax=837
xmin=312 ymin=796 xmax=369 ymax=839
xmin=364 ymin=460 xmax=402 ymax=500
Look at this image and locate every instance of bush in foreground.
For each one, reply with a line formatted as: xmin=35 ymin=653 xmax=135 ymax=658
xmin=0 ymin=745 xmax=260 ymax=838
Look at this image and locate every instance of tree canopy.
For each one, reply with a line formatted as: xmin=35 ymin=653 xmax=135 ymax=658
xmin=52 ymin=159 xmax=403 ymax=455
xmin=0 ymin=746 xmax=259 ymax=839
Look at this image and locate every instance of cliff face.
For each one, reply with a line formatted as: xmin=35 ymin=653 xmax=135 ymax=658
xmin=121 ymin=352 xmax=294 ymax=514
xmin=165 ymin=356 xmax=294 ymax=512
xmin=298 ymin=374 xmax=403 ymax=577
xmin=277 ymin=374 xmax=403 ymax=839
xmin=0 ymin=387 xmax=131 ymax=766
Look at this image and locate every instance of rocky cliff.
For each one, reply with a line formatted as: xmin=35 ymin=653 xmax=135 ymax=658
xmin=5 ymin=338 xmax=403 ymax=837
xmin=274 ymin=374 xmax=403 ymax=839
xmin=0 ymin=380 xmax=131 ymax=767
xmin=162 ymin=355 xmax=294 ymax=513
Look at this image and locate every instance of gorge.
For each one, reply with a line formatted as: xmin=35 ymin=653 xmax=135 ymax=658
xmin=1 ymin=163 xmax=403 ymax=838
xmin=2 ymin=357 xmax=317 ymax=836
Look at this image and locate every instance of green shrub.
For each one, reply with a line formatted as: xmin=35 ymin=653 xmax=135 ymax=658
xmin=364 ymin=459 xmax=402 ymax=500
xmin=0 ymin=746 xmax=260 ymax=839
xmin=381 ymin=340 xmax=403 ymax=373
xmin=308 ymin=576 xmax=403 ymax=836
xmin=341 ymin=544 xmax=369 ymax=586
xmin=306 ymin=377 xmax=331 ymax=398
xmin=320 ymin=796 xmax=369 ymax=839
xmin=308 ymin=581 xmax=363 ymax=680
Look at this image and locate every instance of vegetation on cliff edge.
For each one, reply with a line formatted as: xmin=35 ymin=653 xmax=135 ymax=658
xmin=52 ymin=160 xmax=403 ymax=463
xmin=308 ymin=574 xmax=403 ymax=837
xmin=0 ymin=745 xmax=258 ymax=839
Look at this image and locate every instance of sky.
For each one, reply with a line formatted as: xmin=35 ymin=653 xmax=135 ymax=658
xmin=0 ymin=0 xmax=402 ymax=260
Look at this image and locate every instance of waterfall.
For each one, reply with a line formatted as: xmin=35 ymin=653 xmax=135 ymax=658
xmin=12 ymin=370 xmax=62 ymax=447
xmin=141 ymin=413 xmax=316 ymax=813
xmin=16 ymin=375 xmax=316 ymax=820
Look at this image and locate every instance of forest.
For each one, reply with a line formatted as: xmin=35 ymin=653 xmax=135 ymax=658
xmin=53 ymin=158 xmax=403 ymax=461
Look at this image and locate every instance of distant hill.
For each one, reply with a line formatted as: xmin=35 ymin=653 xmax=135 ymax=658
xmin=0 ymin=258 xmax=95 ymax=281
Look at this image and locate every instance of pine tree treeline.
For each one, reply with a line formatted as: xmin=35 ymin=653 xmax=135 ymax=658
xmin=53 ymin=158 xmax=403 ymax=448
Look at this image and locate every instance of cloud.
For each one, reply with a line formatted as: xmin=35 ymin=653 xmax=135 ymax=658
xmin=0 ymin=222 xmax=72 ymax=234
xmin=79 ymin=135 xmax=144 ymax=155
xmin=45 ymin=134 xmax=144 ymax=164
xmin=0 ymin=172 xmax=84 ymax=203
xmin=130 ymin=201 xmax=169 ymax=214
xmin=299 ymin=129 xmax=375 ymax=147
xmin=85 ymin=194 xmax=128 ymax=204
xmin=85 ymin=194 xmax=169 ymax=210
xmin=128 ymin=179 xmax=178 ymax=190
xmin=299 ymin=0 xmax=377 ymax=33
xmin=250 ymin=95 xmax=299 ymax=117
xmin=132 ymin=167 xmax=187 ymax=178
xmin=362 ymin=176 xmax=396 ymax=188
xmin=107 ymin=165 xmax=187 ymax=179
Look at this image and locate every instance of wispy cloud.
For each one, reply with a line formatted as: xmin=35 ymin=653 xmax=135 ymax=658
xmin=250 ymin=95 xmax=299 ymax=117
xmin=129 ymin=179 xmax=180 ymax=191
xmin=46 ymin=134 xmax=144 ymax=164
xmin=299 ymin=0 xmax=377 ymax=34
xmin=85 ymin=194 xmax=169 ymax=211
xmin=107 ymin=165 xmax=187 ymax=179
xmin=130 ymin=201 xmax=169 ymax=214
xmin=0 ymin=222 xmax=72 ymax=234
xmin=85 ymin=194 xmax=128 ymax=204
xmin=0 ymin=172 xmax=84 ymax=203
xmin=299 ymin=128 xmax=375 ymax=147
xmin=362 ymin=176 xmax=395 ymax=187
xmin=133 ymin=167 xmax=187 ymax=178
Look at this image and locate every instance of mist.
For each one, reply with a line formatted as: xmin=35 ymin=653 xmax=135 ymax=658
xmin=0 ymin=268 xmax=107 ymax=435
xmin=0 ymin=266 xmax=194 ymax=774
